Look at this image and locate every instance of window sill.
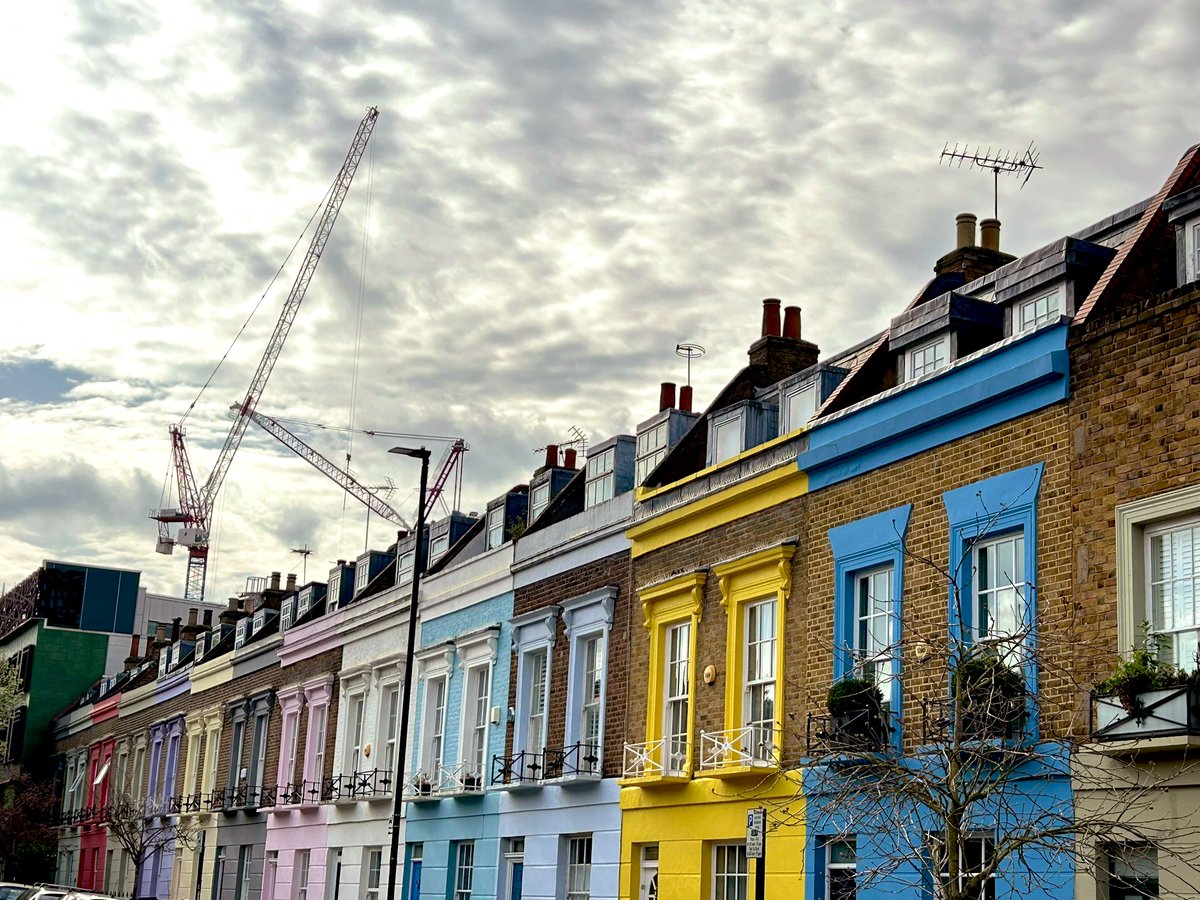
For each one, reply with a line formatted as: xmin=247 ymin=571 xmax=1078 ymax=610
xmin=1089 ymin=735 xmax=1200 ymax=758
xmin=617 ymin=771 xmax=691 ymax=788
xmin=696 ymin=759 xmax=780 ymax=780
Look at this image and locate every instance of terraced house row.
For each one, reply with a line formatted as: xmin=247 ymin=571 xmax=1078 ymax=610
xmin=44 ymin=143 xmax=1200 ymax=900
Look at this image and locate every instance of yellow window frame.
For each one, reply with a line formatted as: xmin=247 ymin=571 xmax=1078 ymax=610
xmin=713 ymin=543 xmax=795 ymax=756
xmin=640 ymin=571 xmax=705 ymax=776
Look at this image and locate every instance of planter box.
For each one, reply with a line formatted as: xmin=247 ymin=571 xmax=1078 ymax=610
xmin=1093 ymin=684 xmax=1200 ymax=740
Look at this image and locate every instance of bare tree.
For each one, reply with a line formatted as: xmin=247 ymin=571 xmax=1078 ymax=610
xmin=103 ymin=794 xmax=199 ymax=898
xmin=763 ymin=492 xmax=1200 ymax=899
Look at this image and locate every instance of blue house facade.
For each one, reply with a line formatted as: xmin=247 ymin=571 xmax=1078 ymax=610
xmin=404 ymin=518 xmax=517 ymax=900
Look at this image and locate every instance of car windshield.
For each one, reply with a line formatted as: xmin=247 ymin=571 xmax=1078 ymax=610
xmin=0 ymin=889 xmax=28 ymax=900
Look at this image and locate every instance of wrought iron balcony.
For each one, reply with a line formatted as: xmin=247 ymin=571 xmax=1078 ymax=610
xmin=543 ymin=741 xmax=602 ymax=780
xmin=334 ymin=769 xmax=394 ymax=800
xmin=491 ymin=750 xmax=545 ymax=787
xmin=806 ymin=711 xmax=891 ymax=756
xmin=621 ymin=737 xmax=688 ymax=780
xmin=277 ymin=781 xmax=306 ymax=806
xmin=439 ymin=761 xmax=485 ymax=794
xmin=401 ymin=768 xmax=442 ymax=800
xmin=920 ymin=697 xmax=1025 ymax=744
xmin=699 ymin=726 xmax=778 ymax=772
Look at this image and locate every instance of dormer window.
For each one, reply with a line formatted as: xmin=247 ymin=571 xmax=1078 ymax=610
xmin=397 ymin=549 xmax=415 ymax=581
xmin=1014 ymin=287 xmax=1062 ymax=334
xmin=355 ymin=561 xmax=370 ymax=593
xmin=781 ymin=381 xmax=817 ymax=434
xmin=430 ymin=533 xmax=450 ymax=559
xmin=712 ymin=416 xmax=742 ymax=464
xmin=486 ymin=505 xmax=505 ymax=550
xmin=636 ymin=421 xmax=668 ymax=484
xmin=1189 ymin=219 xmax=1200 ymax=284
xmin=585 ymin=447 xmax=616 ymax=507
xmin=530 ymin=481 xmax=551 ymax=523
xmin=904 ymin=334 xmax=950 ymax=382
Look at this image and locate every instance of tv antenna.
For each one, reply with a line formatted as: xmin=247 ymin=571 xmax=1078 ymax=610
xmin=675 ymin=342 xmax=706 ymax=386
xmin=290 ymin=544 xmax=313 ymax=583
xmin=939 ymin=141 xmax=1043 ymax=219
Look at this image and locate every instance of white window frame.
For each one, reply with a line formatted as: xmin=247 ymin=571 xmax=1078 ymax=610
xmin=712 ymin=415 xmax=743 ymax=464
xmin=585 ymin=447 xmax=616 ymax=507
xmin=636 ymin=421 xmax=669 ymax=484
xmin=933 ymin=833 xmax=995 ymax=900
xmin=301 ymin=679 xmax=334 ymax=788
xmin=200 ymin=717 xmax=220 ymax=798
xmin=454 ymin=842 xmax=474 ymax=900
xmin=1014 ymin=286 xmax=1063 ymax=334
xmin=430 ymin=533 xmax=451 ymax=559
xmin=364 ymin=848 xmax=383 ymax=900
xmin=854 ymin=566 xmax=896 ymax=697
xmin=971 ymin=531 xmax=1027 ymax=651
xmin=904 ymin=334 xmax=951 ymax=382
xmin=523 ymin=649 xmax=549 ymax=758
xmin=344 ymin=691 xmax=367 ymax=776
xmin=460 ymin=663 xmax=491 ymax=780
xmin=248 ymin=711 xmax=269 ymax=796
xmin=263 ymin=851 xmax=278 ymax=900
xmin=561 ymin=587 xmax=615 ymax=771
xmin=664 ymin=622 xmax=691 ymax=772
xmin=184 ymin=727 xmax=203 ymax=801
xmin=782 ymin=381 xmax=818 ymax=433
xmin=355 ymin=559 xmax=370 ymax=593
xmin=712 ymin=843 xmax=748 ymax=900
xmin=280 ymin=704 xmax=301 ymax=788
xmin=421 ymin=676 xmax=448 ymax=776
xmin=295 ymin=850 xmax=310 ymax=900
xmin=328 ymin=571 xmax=342 ymax=607
xmin=824 ymin=838 xmax=856 ymax=900
xmin=378 ymin=681 xmax=401 ymax=779
xmin=1144 ymin=516 xmax=1200 ymax=668
xmin=487 ymin=505 xmax=506 ymax=550
xmin=235 ymin=845 xmax=252 ymax=900
xmin=566 ymin=835 xmax=593 ymax=900
xmin=530 ymin=481 xmax=552 ymax=523
xmin=212 ymin=846 xmax=226 ymax=900
xmin=1116 ymin=485 xmax=1200 ymax=654
xmin=1105 ymin=844 xmax=1159 ymax=899
xmin=743 ymin=598 xmax=777 ymax=759
xmin=397 ymin=549 xmax=416 ymax=582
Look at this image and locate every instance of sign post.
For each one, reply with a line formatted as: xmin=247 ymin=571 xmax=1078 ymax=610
xmin=747 ymin=807 xmax=766 ymax=900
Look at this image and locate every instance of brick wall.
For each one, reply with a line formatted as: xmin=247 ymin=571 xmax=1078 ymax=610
xmin=509 ymin=550 xmax=633 ymax=777
xmin=630 ymin=400 xmax=1078 ymax=757
xmin=1069 ymin=284 xmax=1200 ymax=685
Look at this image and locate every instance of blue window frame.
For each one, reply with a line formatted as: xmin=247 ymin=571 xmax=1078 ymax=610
xmin=829 ymin=504 xmax=912 ymax=747
xmin=943 ymin=463 xmax=1043 ymax=735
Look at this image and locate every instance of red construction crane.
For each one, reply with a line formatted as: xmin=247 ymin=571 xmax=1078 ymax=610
xmin=152 ymin=107 xmax=379 ymax=604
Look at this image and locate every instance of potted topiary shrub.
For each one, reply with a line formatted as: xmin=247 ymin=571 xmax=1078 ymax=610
xmin=953 ymin=651 xmax=1028 ymax=739
xmin=827 ymin=677 xmax=888 ymax=748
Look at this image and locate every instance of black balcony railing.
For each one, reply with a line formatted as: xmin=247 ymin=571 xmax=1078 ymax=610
xmin=491 ymin=750 xmax=544 ymax=786
xmin=336 ymin=768 xmax=393 ymax=799
xmin=806 ymin=711 xmax=891 ymax=755
xmin=278 ymin=781 xmax=306 ymax=805
xmin=543 ymin=742 xmax=602 ymax=779
xmin=920 ymin=697 xmax=1025 ymax=744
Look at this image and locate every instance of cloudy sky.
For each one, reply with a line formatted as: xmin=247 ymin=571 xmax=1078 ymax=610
xmin=0 ymin=0 xmax=1193 ymax=604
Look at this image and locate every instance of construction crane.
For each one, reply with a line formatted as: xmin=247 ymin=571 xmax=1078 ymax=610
xmin=151 ymin=107 xmax=379 ymax=604
xmin=244 ymin=408 xmax=470 ymax=522
xmin=241 ymin=407 xmax=410 ymax=528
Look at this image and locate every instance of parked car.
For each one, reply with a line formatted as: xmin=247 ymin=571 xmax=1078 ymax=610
xmin=62 ymin=892 xmax=119 ymax=900
xmin=16 ymin=885 xmax=75 ymax=900
xmin=0 ymin=884 xmax=31 ymax=900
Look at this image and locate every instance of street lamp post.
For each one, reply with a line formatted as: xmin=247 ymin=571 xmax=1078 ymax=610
xmin=386 ymin=445 xmax=430 ymax=900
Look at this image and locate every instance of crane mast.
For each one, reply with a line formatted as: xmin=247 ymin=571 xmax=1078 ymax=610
xmin=153 ymin=107 xmax=379 ymax=604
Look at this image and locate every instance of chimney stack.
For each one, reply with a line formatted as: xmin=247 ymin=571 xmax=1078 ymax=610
xmin=749 ymin=299 xmax=820 ymax=384
xmin=935 ymin=212 xmax=1016 ymax=282
xmin=286 ymin=573 xmax=297 ymax=592
xmin=270 ymin=571 xmax=281 ymax=591
xmin=679 ymin=385 xmax=693 ymax=413
xmin=956 ymin=212 xmax=977 ymax=249
xmin=187 ymin=608 xmax=198 ymax=627
xmin=124 ymin=635 xmax=142 ymax=672
xmin=563 ymin=449 xmax=577 ymax=469
xmin=979 ymin=217 xmax=1001 ymax=252
xmin=761 ymin=298 xmax=782 ymax=337
xmin=220 ymin=596 xmax=243 ymax=627
xmin=243 ymin=596 xmax=254 ymax=615
xmin=782 ymin=306 xmax=802 ymax=341
xmin=202 ymin=609 xmax=212 ymax=628
xmin=171 ymin=617 xmax=182 ymax=642
xmin=544 ymin=444 xmax=559 ymax=469
xmin=659 ymin=382 xmax=677 ymax=412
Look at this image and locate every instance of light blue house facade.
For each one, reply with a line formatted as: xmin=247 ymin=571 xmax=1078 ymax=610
xmin=403 ymin=511 xmax=518 ymax=900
